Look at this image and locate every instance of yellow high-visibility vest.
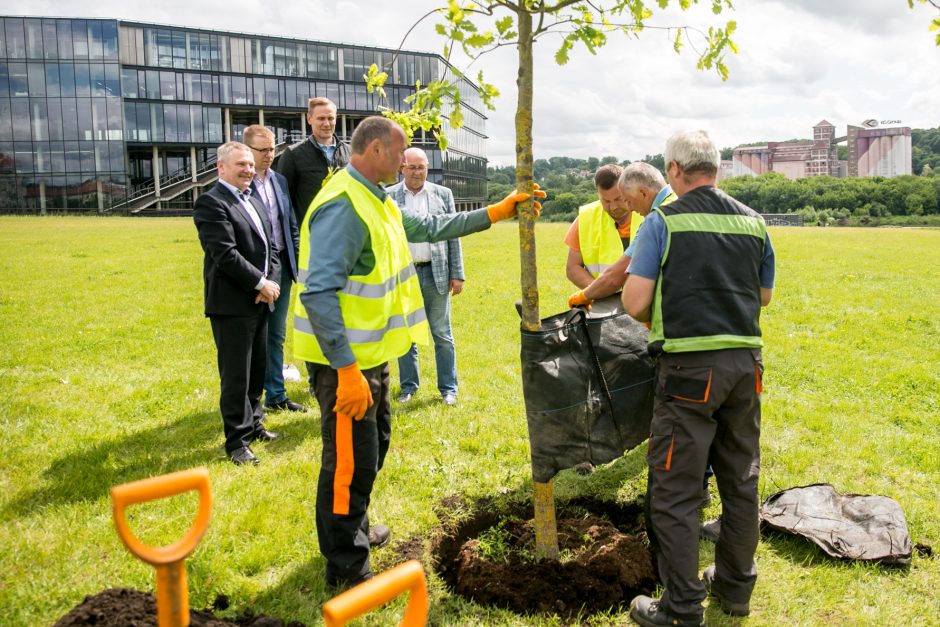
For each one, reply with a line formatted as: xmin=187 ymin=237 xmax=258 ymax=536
xmin=577 ymin=200 xmax=643 ymax=277
xmin=293 ymin=169 xmax=429 ymax=369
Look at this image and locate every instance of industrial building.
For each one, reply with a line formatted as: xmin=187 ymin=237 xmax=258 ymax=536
xmin=730 ymin=120 xmax=911 ymax=180
xmin=0 ymin=16 xmax=489 ymax=212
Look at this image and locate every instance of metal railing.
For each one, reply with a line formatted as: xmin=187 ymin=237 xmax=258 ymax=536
xmin=110 ymin=139 xmax=294 ymax=212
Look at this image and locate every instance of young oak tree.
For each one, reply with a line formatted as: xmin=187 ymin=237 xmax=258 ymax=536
xmin=367 ymin=0 xmax=736 ymax=327
xmin=367 ymin=0 xmax=739 ymax=558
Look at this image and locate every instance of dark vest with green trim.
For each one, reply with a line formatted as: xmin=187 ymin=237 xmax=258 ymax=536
xmin=649 ymin=185 xmax=767 ymax=354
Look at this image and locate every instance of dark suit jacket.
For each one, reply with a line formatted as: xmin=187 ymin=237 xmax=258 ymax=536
xmin=249 ymin=169 xmax=300 ymax=282
xmin=193 ymin=182 xmax=281 ymax=317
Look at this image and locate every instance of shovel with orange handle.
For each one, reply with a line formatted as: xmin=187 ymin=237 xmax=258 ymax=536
xmin=322 ymin=559 xmax=428 ymax=627
xmin=111 ymin=467 xmax=213 ymax=627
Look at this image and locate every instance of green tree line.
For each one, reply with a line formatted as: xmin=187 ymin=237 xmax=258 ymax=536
xmin=487 ymin=127 xmax=940 ymax=225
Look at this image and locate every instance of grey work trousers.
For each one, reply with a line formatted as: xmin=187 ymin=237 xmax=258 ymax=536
xmin=646 ymin=347 xmax=763 ymax=621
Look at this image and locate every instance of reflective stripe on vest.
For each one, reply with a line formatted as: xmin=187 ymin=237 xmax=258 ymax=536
xmin=292 ymin=169 xmax=430 ymax=369
xmin=577 ymin=200 xmax=643 ymax=277
xmin=649 ymin=186 xmax=766 ymax=353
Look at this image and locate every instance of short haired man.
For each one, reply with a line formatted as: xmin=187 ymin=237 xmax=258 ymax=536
xmin=623 ymin=130 xmax=775 ymax=627
xmin=275 ymin=97 xmax=350 ymax=225
xmin=293 ymin=116 xmax=543 ymax=589
xmin=387 ymin=147 xmax=463 ymax=406
xmin=568 ymin=162 xmax=674 ymax=308
xmin=564 ymin=164 xmax=643 ymax=294
xmin=193 ymin=141 xmax=283 ymax=466
xmin=243 ymin=125 xmax=306 ymax=414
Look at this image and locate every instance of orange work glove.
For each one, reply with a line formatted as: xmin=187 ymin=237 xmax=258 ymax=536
xmin=485 ymin=183 xmax=547 ymax=222
xmin=568 ymin=289 xmax=593 ymax=309
xmin=334 ymin=362 xmax=374 ymax=421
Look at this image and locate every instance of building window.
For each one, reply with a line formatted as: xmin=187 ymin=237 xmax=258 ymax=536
xmin=5 ymin=19 xmax=27 ymax=60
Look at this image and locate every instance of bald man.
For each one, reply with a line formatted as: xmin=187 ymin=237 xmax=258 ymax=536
xmin=386 ymin=147 xmax=464 ymax=406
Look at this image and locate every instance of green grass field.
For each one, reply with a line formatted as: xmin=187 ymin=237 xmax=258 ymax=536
xmin=0 ymin=217 xmax=937 ymax=626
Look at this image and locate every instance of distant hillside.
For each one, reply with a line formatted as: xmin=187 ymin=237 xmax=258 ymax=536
xmin=485 ymin=128 xmax=940 ymax=222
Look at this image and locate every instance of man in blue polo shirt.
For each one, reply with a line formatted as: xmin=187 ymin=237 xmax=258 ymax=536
xmin=623 ymin=130 xmax=775 ymax=627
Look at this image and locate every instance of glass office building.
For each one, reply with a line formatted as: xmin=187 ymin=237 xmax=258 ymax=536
xmin=0 ymin=16 xmax=488 ymax=212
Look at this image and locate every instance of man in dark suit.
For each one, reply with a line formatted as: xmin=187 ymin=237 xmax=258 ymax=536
xmin=193 ymin=141 xmax=283 ymax=466
xmin=244 ymin=125 xmax=307 ymax=414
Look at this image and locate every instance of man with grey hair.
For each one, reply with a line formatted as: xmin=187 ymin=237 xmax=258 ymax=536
xmin=567 ymin=162 xmax=675 ymax=308
xmin=623 ymin=130 xmax=775 ymax=627
xmin=193 ymin=141 xmax=282 ymax=466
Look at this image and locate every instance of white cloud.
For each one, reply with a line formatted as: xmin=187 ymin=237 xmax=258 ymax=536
xmin=14 ymin=0 xmax=940 ymax=164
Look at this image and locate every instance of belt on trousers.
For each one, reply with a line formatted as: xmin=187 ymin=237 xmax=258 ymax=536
xmin=414 ymin=261 xmax=431 ymax=267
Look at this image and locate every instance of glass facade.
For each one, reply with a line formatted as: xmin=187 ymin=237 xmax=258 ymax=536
xmin=0 ymin=16 xmax=488 ymax=212
xmin=0 ymin=17 xmax=125 ymax=210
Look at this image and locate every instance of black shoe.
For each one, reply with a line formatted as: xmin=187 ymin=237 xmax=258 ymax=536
xmin=700 ymin=517 xmax=721 ymax=543
xmin=397 ymin=391 xmax=414 ymax=403
xmin=230 ymin=446 xmax=259 ymax=466
xmin=368 ymin=524 xmax=391 ymax=549
xmin=326 ymin=570 xmax=374 ymax=591
xmin=253 ymin=428 xmax=282 ymax=442
xmin=702 ymin=565 xmax=750 ymax=616
xmin=629 ymin=595 xmax=703 ymax=627
xmin=266 ymin=398 xmax=307 ymax=412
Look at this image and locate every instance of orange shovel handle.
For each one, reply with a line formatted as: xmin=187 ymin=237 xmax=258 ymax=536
xmin=111 ymin=468 xmax=212 ymax=627
xmin=111 ymin=467 xmax=212 ymax=565
xmin=322 ymin=560 xmax=429 ymax=627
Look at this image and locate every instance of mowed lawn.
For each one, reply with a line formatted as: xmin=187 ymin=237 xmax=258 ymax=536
xmin=0 ymin=217 xmax=937 ymax=626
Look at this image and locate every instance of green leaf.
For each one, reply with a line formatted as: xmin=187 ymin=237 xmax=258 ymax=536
xmin=449 ymin=106 xmax=464 ymax=129
xmin=555 ymin=39 xmax=573 ymax=65
xmin=496 ymin=15 xmax=514 ymax=35
xmin=465 ymin=33 xmax=494 ymax=48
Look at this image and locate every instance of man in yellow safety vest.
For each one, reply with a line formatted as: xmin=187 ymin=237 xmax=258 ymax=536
xmin=567 ymin=162 xmax=676 ymax=309
xmin=293 ymin=115 xmax=544 ymax=589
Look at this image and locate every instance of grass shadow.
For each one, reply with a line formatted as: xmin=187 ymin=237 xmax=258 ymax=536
xmin=759 ymin=528 xmax=913 ymax=575
xmin=1 ymin=408 xmax=316 ymax=521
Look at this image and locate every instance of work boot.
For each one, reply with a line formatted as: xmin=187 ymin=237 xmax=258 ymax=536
xmin=702 ymin=565 xmax=750 ymax=617
xmin=368 ymin=525 xmax=390 ymax=549
xmin=700 ymin=517 xmax=721 ymax=543
xmin=629 ymin=595 xmax=703 ymax=627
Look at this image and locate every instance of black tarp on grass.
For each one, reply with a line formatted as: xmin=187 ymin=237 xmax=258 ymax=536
xmin=520 ymin=297 xmax=654 ymax=483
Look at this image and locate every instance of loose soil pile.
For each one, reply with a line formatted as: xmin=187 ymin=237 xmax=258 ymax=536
xmin=408 ymin=495 xmax=658 ymax=617
xmin=53 ymin=588 xmax=304 ymax=627
xmin=55 ymin=496 xmax=656 ymax=624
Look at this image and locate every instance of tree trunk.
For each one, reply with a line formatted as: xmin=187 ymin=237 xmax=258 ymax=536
xmin=515 ymin=9 xmax=539 ymax=331
xmin=515 ymin=8 xmax=559 ymax=560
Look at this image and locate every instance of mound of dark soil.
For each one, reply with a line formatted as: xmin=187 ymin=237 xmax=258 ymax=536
xmin=416 ymin=496 xmax=658 ymax=617
xmin=53 ymin=588 xmax=305 ymax=627
xmin=57 ymin=497 xmax=656 ymax=623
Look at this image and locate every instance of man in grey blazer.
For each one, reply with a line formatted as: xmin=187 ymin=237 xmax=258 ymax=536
xmin=387 ymin=147 xmax=464 ymax=405
xmin=244 ymin=125 xmax=307 ymax=414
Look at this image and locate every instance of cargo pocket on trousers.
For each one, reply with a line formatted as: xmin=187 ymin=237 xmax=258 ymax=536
xmin=663 ymin=366 xmax=713 ymax=403
xmin=647 ymin=424 xmax=676 ymax=472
